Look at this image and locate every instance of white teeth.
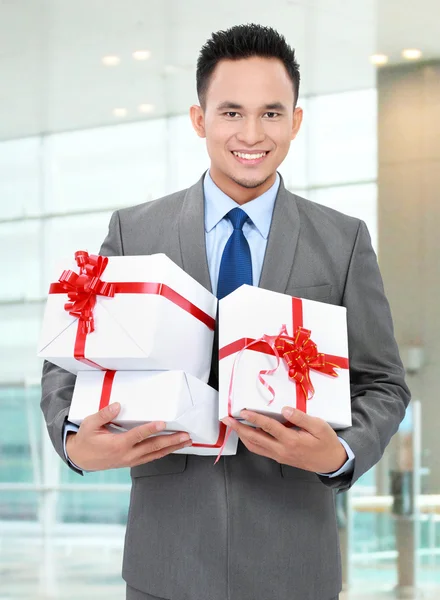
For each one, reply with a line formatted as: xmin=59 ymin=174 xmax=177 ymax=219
xmin=233 ymin=151 xmax=267 ymax=160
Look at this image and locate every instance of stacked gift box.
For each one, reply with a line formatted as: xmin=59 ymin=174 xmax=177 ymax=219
xmin=38 ymin=251 xmax=352 ymax=462
xmin=38 ymin=251 xmax=238 ymax=456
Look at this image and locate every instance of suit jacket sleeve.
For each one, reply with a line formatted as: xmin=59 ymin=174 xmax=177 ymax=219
xmin=40 ymin=211 xmax=124 ymax=472
xmin=318 ymin=220 xmax=411 ymax=492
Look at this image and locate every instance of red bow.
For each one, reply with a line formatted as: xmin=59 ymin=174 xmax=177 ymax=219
xmin=272 ymin=326 xmax=339 ymax=403
xmin=58 ymin=251 xmax=115 ymax=334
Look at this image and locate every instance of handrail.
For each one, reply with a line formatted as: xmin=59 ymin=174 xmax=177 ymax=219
xmin=350 ymin=494 xmax=440 ymax=513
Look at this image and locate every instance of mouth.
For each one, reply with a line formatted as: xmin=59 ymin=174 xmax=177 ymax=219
xmin=231 ymin=150 xmax=270 ymax=166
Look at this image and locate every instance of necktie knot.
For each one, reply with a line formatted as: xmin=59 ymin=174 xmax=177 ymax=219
xmin=217 ymin=207 xmax=253 ymax=299
xmin=227 ymin=207 xmax=249 ymax=231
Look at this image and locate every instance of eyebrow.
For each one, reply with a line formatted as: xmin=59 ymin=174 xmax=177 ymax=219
xmin=216 ymin=101 xmax=287 ymax=112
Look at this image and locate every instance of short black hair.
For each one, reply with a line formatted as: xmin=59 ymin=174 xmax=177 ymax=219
xmin=196 ymin=23 xmax=300 ymax=109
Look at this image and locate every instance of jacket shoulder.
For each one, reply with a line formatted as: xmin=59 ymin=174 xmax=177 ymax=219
xmin=291 ymin=191 xmax=362 ymax=236
xmin=116 ymin=188 xmax=188 ymax=223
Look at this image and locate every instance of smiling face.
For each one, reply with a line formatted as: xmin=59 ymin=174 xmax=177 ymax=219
xmin=190 ymin=56 xmax=303 ymax=204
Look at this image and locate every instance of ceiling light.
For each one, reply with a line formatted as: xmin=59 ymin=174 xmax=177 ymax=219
xmin=138 ymin=103 xmax=155 ymax=114
xmin=370 ymin=54 xmax=389 ymax=66
xmin=402 ymin=48 xmax=422 ymax=60
xmin=133 ymin=50 xmax=151 ymax=61
xmin=113 ymin=108 xmax=127 ymax=117
xmin=102 ymin=55 xmax=121 ymax=66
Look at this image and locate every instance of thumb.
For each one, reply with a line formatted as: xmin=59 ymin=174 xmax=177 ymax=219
xmin=83 ymin=402 xmax=121 ymax=431
xmin=281 ymin=406 xmax=324 ymax=436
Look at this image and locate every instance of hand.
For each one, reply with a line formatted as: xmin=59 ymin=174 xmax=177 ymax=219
xmin=66 ymin=402 xmax=192 ymax=471
xmin=221 ymin=406 xmax=348 ymax=474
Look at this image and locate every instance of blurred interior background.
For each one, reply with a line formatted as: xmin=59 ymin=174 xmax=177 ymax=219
xmin=0 ymin=0 xmax=439 ymax=598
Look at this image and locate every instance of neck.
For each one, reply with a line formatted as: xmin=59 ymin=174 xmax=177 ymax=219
xmin=208 ymin=167 xmax=277 ymax=205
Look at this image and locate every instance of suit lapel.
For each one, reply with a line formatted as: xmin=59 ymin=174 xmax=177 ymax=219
xmin=178 ymin=171 xmax=213 ymax=293
xmin=259 ymin=174 xmax=300 ymax=294
xmin=178 ymin=171 xmax=300 ymax=296
xmin=178 ymin=171 xmax=299 ymax=391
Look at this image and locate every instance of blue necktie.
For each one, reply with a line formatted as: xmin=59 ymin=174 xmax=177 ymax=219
xmin=217 ymin=207 xmax=253 ymax=300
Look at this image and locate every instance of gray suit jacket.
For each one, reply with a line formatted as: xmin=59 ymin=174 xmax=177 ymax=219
xmin=41 ymin=172 xmax=410 ymax=600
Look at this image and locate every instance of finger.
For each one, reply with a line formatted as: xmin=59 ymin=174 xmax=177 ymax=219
xmin=222 ymin=417 xmax=280 ymax=453
xmin=281 ymin=407 xmax=328 ymax=438
xmin=239 ymin=434 xmax=274 ymax=460
xmin=133 ymin=431 xmax=191 ymax=453
xmin=82 ymin=402 xmax=121 ymax=431
xmin=130 ymin=439 xmax=193 ymax=467
xmin=239 ymin=410 xmax=290 ymax=441
xmin=122 ymin=421 xmax=169 ymax=447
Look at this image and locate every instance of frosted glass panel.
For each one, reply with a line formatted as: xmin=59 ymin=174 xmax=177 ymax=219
xmin=42 ymin=212 xmax=113 ymax=290
xmin=308 ymin=183 xmax=377 ymax=251
xmin=307 ymin=89 xmax=377 ymax=186
xmin=278 ymin=96 xmax=308 ymax=190
xmin=0 ymin=137 xmax=42 ymax=219
xmin=0 ymin=221 xmax=41 ymax=300
xmin=44 ymin=120 xmax=168 ymax=214
xmin=0 ymin=303 xmax=43 ymax=382
xmin=168 ymin=115 xmax=210 ymax=191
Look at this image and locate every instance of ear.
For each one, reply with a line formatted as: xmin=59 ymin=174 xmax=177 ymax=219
xmin=291 ymin=106 xmax=303 ymax=141
xmin=190 ymin=105 xmax=206 ymax=138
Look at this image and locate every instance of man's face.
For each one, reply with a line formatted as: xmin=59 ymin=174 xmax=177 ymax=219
xmin=190 ymin=56 xmax=303 ymax=202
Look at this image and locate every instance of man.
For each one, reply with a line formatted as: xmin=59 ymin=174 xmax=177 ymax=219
xmin=40 ymin=23 xmax=410 ymax=600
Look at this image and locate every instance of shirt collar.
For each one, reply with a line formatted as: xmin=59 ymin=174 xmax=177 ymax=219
xmin=203 ymin=169 xmax=280 ymax=239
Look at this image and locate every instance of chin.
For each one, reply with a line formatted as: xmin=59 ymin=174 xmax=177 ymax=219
xmin=230 ymin=171 xmax=274 ymax=190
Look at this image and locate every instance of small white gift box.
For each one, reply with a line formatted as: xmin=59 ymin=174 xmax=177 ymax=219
xmin=38 ymin=251 xmax=217 ymax=381
xmin=219 ymin=285 xmax=351 ymax=430
xmin=69 ymin=370 xmax=238 ymax=456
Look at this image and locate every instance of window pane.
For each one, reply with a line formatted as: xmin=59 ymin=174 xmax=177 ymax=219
xmin=59 ymin=459 xmax=131 ymax=525
xmin=42 ymin=212 xmax=113 ymax=289
xmin=0 ymin=220 xmax=42 ymax=300
xmin=278 ymin=96 xmax=308 ymax=190
xmin=56 ymin=488 xmax=130 ymax=525
xmin=307 ymin=89 xmax=377 ymax=186
xmin=44 ymin=120 xmax=168 ymax=214
xmin=0 ymin=304 xmax=43 ymax=382
xmin=168 ymin=115 xmax=210 ymax=190
xmin=58 ymin=466 xmax=131 ymax=525
xmin=0 ymin=137 xmax=42 ymax=219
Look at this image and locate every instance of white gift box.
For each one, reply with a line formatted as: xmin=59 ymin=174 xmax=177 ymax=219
xmin=219 ymin=285 xmax=351 ymax=430
xmin=38 ymin=252 xmax=217 ymax=381
xmin=69 ymin=370 xmax=238 ymax=456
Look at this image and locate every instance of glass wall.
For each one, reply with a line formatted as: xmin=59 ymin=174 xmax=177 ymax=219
xmin=1 ymin=1 xmax=438 ymax=598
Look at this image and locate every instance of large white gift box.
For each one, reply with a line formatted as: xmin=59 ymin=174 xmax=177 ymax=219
xmin=219 ymin=285 xmax=351 ymax=429
xmin=38 ymin=251 xmax=217 ymax=381
xmin=70 ymin=370 xmax=238 ymax=456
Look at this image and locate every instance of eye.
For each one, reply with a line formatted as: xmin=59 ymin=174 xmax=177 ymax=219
xmin=265 ymin=112 xmax=280 ymax=118
xmin=224 ymin=112 xmax=240 ymax=118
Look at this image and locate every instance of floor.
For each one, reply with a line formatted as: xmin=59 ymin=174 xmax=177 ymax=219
xmin=0 ymin=535 xmax=438 ymax=600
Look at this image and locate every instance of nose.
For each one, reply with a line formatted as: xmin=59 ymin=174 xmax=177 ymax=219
xmin=235 ymin=117 xmax=266 ymax=146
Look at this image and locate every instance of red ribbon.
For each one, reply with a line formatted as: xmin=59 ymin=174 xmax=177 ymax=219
xmin=49 ymin=250 xmax=216 ymax=368
xmin=214 ymin=296 xmax=349 ymax=463
xmin=99 ymin=371 xmax=227 ymax=449
xmin=58 ymin=251 xmax=115 ymax=335
xmin=220 ymin=325 xmax=348 ymax=415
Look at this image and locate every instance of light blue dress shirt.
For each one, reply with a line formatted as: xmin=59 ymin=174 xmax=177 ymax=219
xmin=204 ymin=170 xmax=280 ymax=295
xmin=63 ymin=169 xmax=354 ymax=478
